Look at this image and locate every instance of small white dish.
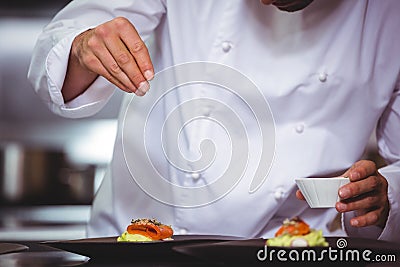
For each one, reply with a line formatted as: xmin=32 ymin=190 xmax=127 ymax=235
xmin=295 ymin=177 xmax=350 ymax=208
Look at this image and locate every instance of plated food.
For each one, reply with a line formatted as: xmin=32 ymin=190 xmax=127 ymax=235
xmin=267 ymin=217 xmax=328 ymax=247
xmin=117 ymin=218 xmax=174 ymax=242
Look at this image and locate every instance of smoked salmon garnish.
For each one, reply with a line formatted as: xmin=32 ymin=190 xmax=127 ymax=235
xmin=126 ymin=218 xmax=173 ymax=240
xmin=275 ymin=217 xmax=310 ymax=237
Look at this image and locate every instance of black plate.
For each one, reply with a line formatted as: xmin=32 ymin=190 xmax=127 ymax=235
xmin=173 ymin=237 xmax=400 ymax=266
xmin=0 ymin=243 xmax=29 ymax=255
xmin=41 ymin=235 xmax=242 ymax=263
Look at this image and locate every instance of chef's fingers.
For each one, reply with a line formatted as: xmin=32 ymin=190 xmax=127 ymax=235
xmin=81 ymin=17 xmax=153 ymax=96
xmin=119 ymin=18 xmax=154 ymax=81
xmin=100 ymin=17 xmax=153 ymax=94
xmin=349 ymin=208 xmax=386 ymax=227
xmin=114 ymin=17 xmax=153 ymax=94
xmin=295 ymin=189 xmax=306 ymax=200
xmin=88 ymin=39 xmax=139 ymax=94
xmin=82 ymin=51 xmax=137 ymax=94
xmin=73 ymin=24 xmax=137 ymax=94
xmin=260 ymin=0 xmax=275 ymax=5
xmin=90 ymin=20 xmax=147 ymax=94
xmin=121 ymin=34 xmax=153 ymax=93
xmin=336 ymin=191 xmax=381 ymax=213
xmin=338 ymin=174 xmax=384 ymax=200
xmin=342 ymin=160 xmax=377 ymax=182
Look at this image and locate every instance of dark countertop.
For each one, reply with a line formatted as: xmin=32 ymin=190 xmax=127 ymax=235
xmin=1 ymin=237 xmax=399 ymax=267
xmin=0 ymin=240 xmax=218 ymax=267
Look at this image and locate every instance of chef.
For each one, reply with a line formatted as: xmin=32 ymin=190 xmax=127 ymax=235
xmin=28 ymin=0 xmax=400 ymax=242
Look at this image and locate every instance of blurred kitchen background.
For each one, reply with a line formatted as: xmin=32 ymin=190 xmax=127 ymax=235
xmin=0 ymin=0 xmax=124 ymax=241
xmin=0 ymin=0 xmax=386 ymax=242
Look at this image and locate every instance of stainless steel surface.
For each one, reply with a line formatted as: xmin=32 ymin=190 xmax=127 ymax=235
xmin=0 ymin=3 xmax=121 ymax=246
xmin=0 ymin=143 xmax=95 ymax=205
xmin=0 ymin=12 xmax=120 ymax=207
xmin=0 ymin=0 xmax=72 ymax=18
xmin=0 ymin=224 xmax=88 ymax=241
xmin=0 ymin=120 xmax=118 ymax=163
xmin=0 ymin=205 xmax=90 ymax=241
xmin=0 ymin=17 xmax=124 ymax=123
xmin=0 ymin=11 xmax=123 ymax=163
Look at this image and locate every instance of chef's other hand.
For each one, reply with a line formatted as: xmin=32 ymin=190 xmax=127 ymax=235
xmin=336 ymin=160 xmax=389 ymax=229
xmin=295 ymin=160 xmax=389 ymax=229
xmin=64 ymin=17 xmax=154 ymax=101
xmin=260 ymin=0 xmax=314 ymax=12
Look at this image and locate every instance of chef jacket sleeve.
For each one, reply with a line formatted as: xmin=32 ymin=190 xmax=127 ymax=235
xmin=343 ymin=75 xmax=400 ymax=243
xmin=27 ymin=0 xmax=166 ymax=118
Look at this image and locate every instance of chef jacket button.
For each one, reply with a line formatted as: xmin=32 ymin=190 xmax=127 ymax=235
xmin=179 ymin=228 xmax=188 ymax=235
xmin=295 ymin=123 xmax=305 ymax=133
xmin=274 ymin=188 xmax=285 ymax=200
xmin=191 ymin=172 xmax=201 ymax=180
xmin=319 ymin=72 xmax=327 ymax=82
xmin=221 ymin=41 xmax=232 ymax=53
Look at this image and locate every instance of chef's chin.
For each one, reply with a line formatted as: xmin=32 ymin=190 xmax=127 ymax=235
xmin=260 ymin=0 xmax=314 ymax=12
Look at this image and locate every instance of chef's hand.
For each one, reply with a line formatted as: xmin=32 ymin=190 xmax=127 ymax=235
xmin=62 ymin=17 xmax=154 ymax=101
xmin=337 ymin=160 xmax=389 ymax=228
xmin=296 ymin=160 xmax=390 ymax=229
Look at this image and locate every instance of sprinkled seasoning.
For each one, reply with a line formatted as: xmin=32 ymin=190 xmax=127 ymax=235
xmin=131 ymin=218 xmax=162 ymax=226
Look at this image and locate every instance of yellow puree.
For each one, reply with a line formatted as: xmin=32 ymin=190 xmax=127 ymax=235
xmin=117 ymin=231 xmax=152 ymax=242
xmin=266 ymin=230 xmax=328 ymax=247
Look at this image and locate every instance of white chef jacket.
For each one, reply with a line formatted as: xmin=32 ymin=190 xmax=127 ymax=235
xmin=28 ymin=0 xmax=400 ymax=242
